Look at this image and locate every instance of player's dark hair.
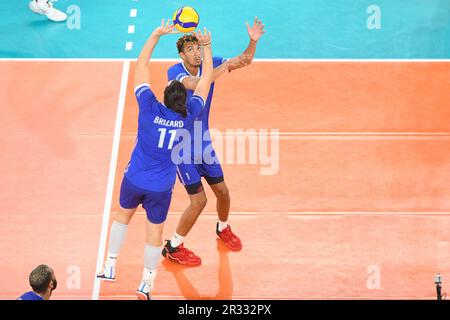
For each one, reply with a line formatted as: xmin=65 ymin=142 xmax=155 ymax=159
xmin=164 ymin=80 xmax=187 ymax=117
xmin=176 ymin=34 xmax=198 ymax=53
xmin=29 ymin=265 xmax=53 ymax=294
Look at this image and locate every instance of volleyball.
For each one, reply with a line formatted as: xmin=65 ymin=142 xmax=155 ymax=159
xmin=172 ymin=6 xmax=200 ymax=33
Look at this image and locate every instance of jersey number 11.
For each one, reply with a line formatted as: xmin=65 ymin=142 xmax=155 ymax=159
xmin=157 ymin=128 xmax=177 ymax=150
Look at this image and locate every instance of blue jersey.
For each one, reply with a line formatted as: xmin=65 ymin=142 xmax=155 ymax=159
xmin=17 ymin=291 xmax=44 ymax=300
xmin=125 ymin=83 xmax=205 ymax=192
xmin=167 ymin=57 xmax=226 ymax=156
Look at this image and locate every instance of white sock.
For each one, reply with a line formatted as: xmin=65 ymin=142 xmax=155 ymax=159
xmin=170 ymin=232 xmax=184 ymax=248
xmin=218 ymin=220 xmax=228 ymax=232
xmin=105 ymin=253 xmax=118 ymax=268
xmin=143 ymin=268 xmax=157 ymax=281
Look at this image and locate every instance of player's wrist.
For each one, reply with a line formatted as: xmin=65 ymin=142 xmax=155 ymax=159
xmin=225 ymin=61 xmax=231 ymax=73
xmin=151 ymin=30 xmax=162 ymax=38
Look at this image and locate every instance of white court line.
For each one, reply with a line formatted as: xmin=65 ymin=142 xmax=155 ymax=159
xmin=109 ymin=211 xmax=450 ymax=216
xmin=126 ymin=8 xmax=138 ymax=51
xmin=129 ymin=9 xmax=137 ymax=18
xmin=203 ymin=132 xmax=450 ymax=136
xmin=92 ymin=61 xmax=130 ymax=300
xmin=125 ymin=42 xmax=133 ymax=51
xmin=254 ymin=59 xmax=450 ymax=62
xmin=4 ymin=131 xmax=450 ymax=139
xmin=0 ymin=58 xmax=449 ymax=62
xmin=4 ymin=211 xmax=450 ymax=216
xmin=120 ymin=132 xmax=450 ymax=136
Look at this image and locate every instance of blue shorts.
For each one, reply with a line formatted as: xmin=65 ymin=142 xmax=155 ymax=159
xmin=119 ymin=176 xmax=172 ymax=224
xmin=176 ymin=161 xmax=224 ymax=194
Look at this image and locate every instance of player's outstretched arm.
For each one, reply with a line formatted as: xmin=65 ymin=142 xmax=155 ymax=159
xmin=135 ymin=19 xmax=178 ymax=87
xmin=181 ymin=62 xmax=229 ymax=90
xmin=226 ymin=16 xmax=265 ymax=72
xmin=181 ymin=17 xmax=265 ymax=90
xmin=192 ymin=28 xmax=213 ymax=101
xmin=185 ymin=16 xmax=265 ymax=82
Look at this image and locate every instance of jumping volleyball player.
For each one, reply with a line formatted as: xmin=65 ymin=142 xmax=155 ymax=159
xmin=96 ymin=20 xmax=220 ymax=300
xmin=163 ymin=17 xmax=265 ymax=265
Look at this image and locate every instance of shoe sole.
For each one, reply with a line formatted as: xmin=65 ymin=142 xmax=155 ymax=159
xmin=136 ymin=291 xmax=150 ymax=300
xmin=96 ymin=275 xmax=116 ymax=282
xmin=30 ymin=7 xmax=46 ymax=14
xmin=46 ymin=15 xmax=67 ymax=22
xmin=162 ymin=248 xmax=201 ymax=266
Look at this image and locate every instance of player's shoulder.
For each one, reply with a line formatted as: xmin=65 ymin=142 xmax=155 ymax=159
xmin=168 ymin=62 xmax=190 ymax=81
xmin=18 ymin=291 xmax=43 ymax=300
xmin=189 ymin=94 xmax=206 ymax=106
xmin=135 ymin=83 xmax=151 ymax=96
xmin=168 ymin=62 xmax=184 ymax=73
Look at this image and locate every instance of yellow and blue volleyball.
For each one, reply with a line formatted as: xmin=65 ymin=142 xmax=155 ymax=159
xmin=172 ymin=6 xmax=200 ymax=33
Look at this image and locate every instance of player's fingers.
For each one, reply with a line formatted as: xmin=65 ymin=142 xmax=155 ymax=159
xmin=254 ymin=16 xmax=258 ymax=26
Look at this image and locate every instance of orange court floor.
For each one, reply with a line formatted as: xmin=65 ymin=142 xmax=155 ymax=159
xmin=0 ymin=60 xmax=449 ymax=299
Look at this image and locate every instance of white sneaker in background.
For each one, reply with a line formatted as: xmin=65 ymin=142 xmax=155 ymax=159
xmin=136 ymin=270 xmax=156 ymax=300
xmin=29 ymin=0 xmax=67 ymax=22
xmin=96 ymin=265 xmax=116 ymax=282
xmin=29 ymin=0 xmax=45 ymax=14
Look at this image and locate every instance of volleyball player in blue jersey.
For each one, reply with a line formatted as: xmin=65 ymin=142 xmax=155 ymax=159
xmin=17 ymin=265 xmax=57 ymax=300
xmin=163 ymin=18 xmax=265 ymax=265
xmin=96 ymin=19 xmax=220 ymax=300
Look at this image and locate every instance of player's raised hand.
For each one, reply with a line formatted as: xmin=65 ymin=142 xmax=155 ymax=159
xmin=153 ymin=18 xmax=179 ymax=37
xmin=194 ymin=27 xmax=212 ymax=45
xmin=246 ymin=17 xmax=265 ymax=42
